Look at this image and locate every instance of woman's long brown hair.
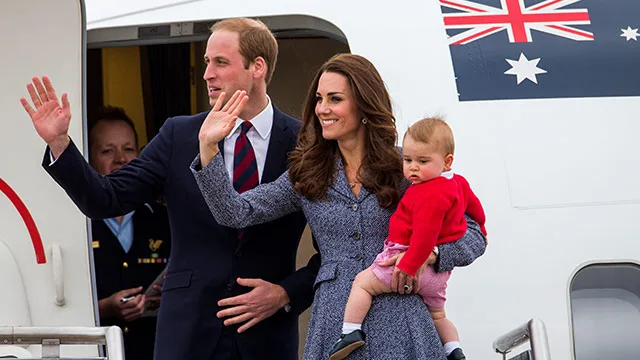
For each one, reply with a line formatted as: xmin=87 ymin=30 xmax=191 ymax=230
xmin=288 ymin=54 xmax=403 ymax=209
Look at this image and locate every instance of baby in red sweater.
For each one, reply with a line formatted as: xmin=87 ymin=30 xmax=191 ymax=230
xmin=330 ymin=117 xmax=487 ymax=360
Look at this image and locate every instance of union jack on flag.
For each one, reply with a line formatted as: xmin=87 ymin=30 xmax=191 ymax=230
xmin=440 ymin=0 xmax=640 ymax=101
xmin=442 ymin=0 xmax=593 ymax=44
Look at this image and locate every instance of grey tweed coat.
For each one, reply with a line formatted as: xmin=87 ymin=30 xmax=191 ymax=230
xmin=191 ymin=154 xmax=486 ymax=360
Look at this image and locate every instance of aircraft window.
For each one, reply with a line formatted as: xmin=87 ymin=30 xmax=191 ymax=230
xmin=570 ymin=262 xmax=640 ymax=360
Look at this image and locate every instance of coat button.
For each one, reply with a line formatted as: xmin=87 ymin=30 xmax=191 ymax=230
xmin=352 ymin=232 xmax=361 ymax=240
xmin=354 ymin=254 xmax=362 ymax=261
xmin=124 ymin=327 xmax=129 ymax=333
xmin=122 ymin=262 xmax=128 ymax=268
xmin=352 ymin=203 xmax=358 ymax=211
xmin=226 ymin=283 xmax=234 ymax=291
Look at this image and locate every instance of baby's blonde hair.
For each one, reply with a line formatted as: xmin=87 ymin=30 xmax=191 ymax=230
xmin=404 ymin=116 xmax=455 ymax=156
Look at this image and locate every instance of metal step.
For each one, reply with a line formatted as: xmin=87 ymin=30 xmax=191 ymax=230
xmin=0 ymin=326 xmax=123 ymax=360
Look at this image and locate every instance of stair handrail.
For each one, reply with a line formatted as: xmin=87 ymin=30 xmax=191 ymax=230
xmin=493 ymin=318 xmax=551 ymax=360
xmin=0 ymin=326 xmax=124 ymax=359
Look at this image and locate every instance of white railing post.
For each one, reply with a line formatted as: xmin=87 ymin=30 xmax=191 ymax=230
xmin=0 ymin=326 xmax=124 ymax=359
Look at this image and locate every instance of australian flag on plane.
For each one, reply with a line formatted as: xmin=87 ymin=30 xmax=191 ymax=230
xmin=440 ymin=0 xmax=640 ymax=101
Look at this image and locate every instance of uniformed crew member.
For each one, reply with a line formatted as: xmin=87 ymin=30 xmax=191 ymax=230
xmin=88 ymin=106 xmax=171 ymax=360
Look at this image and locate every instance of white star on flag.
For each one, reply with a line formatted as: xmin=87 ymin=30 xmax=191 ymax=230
xmin=504 ymin=53 xmax=547 ymax=85
xmin=621 ymin=26 xmax=639 ymax=41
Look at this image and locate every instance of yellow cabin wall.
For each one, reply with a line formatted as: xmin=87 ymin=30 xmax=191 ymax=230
xmin=101 ymin=47 xmax=148 ymax=147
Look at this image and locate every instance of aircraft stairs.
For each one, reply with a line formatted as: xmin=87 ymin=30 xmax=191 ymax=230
xmin=0 ymin=318 xmax=550 ymax=359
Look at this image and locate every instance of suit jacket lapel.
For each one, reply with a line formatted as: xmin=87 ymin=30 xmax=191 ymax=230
xmin=218 ymin=138 xmax=225 ymax=159
xmin=261 ymin=107 xmax=290 ymax=184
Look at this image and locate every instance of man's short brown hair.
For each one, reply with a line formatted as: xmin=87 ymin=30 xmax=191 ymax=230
xmin=211 ymin=18 xmax=278 ymax=84
xmin=89 ymin=105 xmax=139 ymax=149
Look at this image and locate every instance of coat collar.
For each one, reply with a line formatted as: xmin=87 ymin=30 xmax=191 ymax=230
xmin=261 ymin=106 xmax=291 ymax=184
xmin=216 ymin=106 xmax=291 ymax=184
xmin=227 ymin=96 xmax=274 ymax=141
xmin=331 ymin=157 xmax=371 ymax=202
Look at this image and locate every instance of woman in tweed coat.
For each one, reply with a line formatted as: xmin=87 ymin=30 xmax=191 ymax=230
xmin=192 ymin=54 xmax=486 ymax=359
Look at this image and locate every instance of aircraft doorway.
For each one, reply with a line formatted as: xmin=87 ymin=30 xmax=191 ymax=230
xmin=87 ymin=17 xmax=350 ymax=144
xmin=570 ymin=262 xmax=640 ymax=360
xmin=87 ymin=16 xmax=350 ymax=356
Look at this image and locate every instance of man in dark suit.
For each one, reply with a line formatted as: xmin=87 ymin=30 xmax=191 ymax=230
xmin=20 ymin=17 xmax=319 ymax=360
xmin=87 ymin=106 xmax=171 ymax=360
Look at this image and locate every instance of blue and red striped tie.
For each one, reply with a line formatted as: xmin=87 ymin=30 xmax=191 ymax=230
xmin=233 ymin=121 xmax=259 ymax=194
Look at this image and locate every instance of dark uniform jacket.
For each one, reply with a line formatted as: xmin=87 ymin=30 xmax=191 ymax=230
xmin=92 ymin=202 xmax=171 ymax=360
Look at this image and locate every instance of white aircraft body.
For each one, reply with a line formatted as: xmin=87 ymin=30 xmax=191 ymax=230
xmin=1 ymin=0 xmax=639 ymax=358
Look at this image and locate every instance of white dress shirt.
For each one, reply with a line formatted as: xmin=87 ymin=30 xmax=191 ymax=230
xmin=223 ymin=97 xmax=274 ymax=183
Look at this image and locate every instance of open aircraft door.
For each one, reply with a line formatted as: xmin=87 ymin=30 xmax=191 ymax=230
xmin=0 ymin=0 xmax=100 ymax=358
